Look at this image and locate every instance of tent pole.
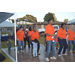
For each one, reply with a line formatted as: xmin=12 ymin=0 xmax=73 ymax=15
xmin=14 ymin=13 xmax=17 ymax=62
xmin=0 ymin=28 xmax=1 ymax=52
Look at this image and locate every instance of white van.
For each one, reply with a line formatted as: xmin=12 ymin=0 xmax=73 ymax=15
xmin=53 ymin=25 xmax=60 ymax=31
xmin=38 ymin=25 xmax=60 ymax=33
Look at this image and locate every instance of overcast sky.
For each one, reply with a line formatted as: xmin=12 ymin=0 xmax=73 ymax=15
xmin=10 ymin=12 xmax=75 ymax=22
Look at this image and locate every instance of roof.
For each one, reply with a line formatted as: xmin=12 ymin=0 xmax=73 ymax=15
xmin=0 ymin=12 xmax=14 ymax=23
xmin=0 ymin=21 xmax=18 ymax=27
xmin=67 ymin=19 xmax=75 ymax=24
xmin=32 ymin=22 xmax=67 ymax=25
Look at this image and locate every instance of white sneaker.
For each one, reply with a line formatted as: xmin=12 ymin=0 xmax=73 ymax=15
xmin=45 ymin=58 xmax=50 ymax=62
xmin=50 ymin=56 xmax=57 ymax=59
xmin=62 ymin=53 xmax=67 ymax=56
xmin=58 ymin=54 xmax=61 ymax=57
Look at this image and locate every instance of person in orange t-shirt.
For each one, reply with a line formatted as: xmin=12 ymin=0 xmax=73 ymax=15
xmin=28 ymin=26 xmax=33 ymax=51
xmin=45 ymin=19 xmax=56 ymax=62
xmin=68 ymin=25 xmax=75 ymax=54
xmin=57 ymin=23 xmax=67 ymax=56
xmin=30 ymin=26 xmax=43 ymax=55
xmin=16 ymin=26 xmax=25 ymax=53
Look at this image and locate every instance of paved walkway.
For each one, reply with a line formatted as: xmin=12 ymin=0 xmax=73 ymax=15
xmin=18 ymin=44 xmax=75 ymax=62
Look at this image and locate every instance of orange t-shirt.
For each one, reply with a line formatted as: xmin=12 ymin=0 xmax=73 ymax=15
xmin=45 ymin=24 xmax=55 ymax=41
xmin=16 ymin=30 xmax=25 ymax=41
xmin=28 ymin=31 xmax=33 ymax=39
xmin=68 ymin=29 xmax=74 ymax=41
xmin=57 ymin=28 xmax=66 ymax=39
xmin=31 ymin=31 xmax=39 ymax=40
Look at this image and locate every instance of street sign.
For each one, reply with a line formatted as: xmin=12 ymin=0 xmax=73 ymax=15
xmin=0 ymin=29 xmax=2 ymax=31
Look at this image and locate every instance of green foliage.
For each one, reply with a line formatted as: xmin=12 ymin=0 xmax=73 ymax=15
xmin=44 ymin=12 xmax=57 ymax=22
xmin=64 ymin=19 xmax=69 ymax=22
xmin=11 ymin=19 xmax=14 ymax=23
xmin=17 ymin=14 xmax=37 ymax=22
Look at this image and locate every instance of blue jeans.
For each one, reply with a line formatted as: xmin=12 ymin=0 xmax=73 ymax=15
xmin=45 ymin=41 xmax=55 ymax=58
xmin=58 ymin=38 xmax=67 ymax=55
xmin=33 ymin=48 xmax=37 ymax=57
xmin=18 ymin=41 xmax=24 ymax=51
xmin=68 ymin=40 xmax=75 ymax=51
xmin=8 ymin=44 xmax=11 ymax=50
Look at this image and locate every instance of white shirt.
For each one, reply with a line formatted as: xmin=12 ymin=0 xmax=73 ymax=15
xmin=32 ymin=42 xmax=37 ymax=48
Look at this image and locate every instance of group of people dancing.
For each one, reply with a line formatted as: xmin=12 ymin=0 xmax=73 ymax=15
xmin=45 ymin=19 xmax=75 ymax=61
xmin=16 ymin=25 xmax=43 ymax=58
xmin=16 ymin=18 xmax=75 ymax=62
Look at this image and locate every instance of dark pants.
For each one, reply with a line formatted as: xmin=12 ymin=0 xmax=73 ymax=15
xmin=29 ymin=39 xmax=33 ymax=50
xmin=58 ymin=38 xmax=67 ymax=55
xmin=32 ymin=40 xmax=40 ymax=53
xmin=37 ymin=40 xmax=40 ymax=53
xmin=24 ymin=37 xmax=30 ymax=48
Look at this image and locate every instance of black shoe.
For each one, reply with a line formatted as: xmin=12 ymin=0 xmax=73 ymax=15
xmin=38 ymin=53 xmax=40 ymax=55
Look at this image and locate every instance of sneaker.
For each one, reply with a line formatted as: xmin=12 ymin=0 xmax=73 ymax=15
xmin=58 ymin=54 xmax=61 ymax=57
xmin=68 ymin=51 xmax=71 ymax=54
xmin=73 ymin=51 xmax=75 ymax=53
xmin=22 ymin=51 xmax=24 ymax=53
xmin=45 ymin=58 xmax=50 ymax=62
xmin=38 ymin=53 xmax=40 ymax=55
xmin=50 ymin=56 xmax=57 ymax=59
xmin=62 ymin=53 xmax=67 ymax=56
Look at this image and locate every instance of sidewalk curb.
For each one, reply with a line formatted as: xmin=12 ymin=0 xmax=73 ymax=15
xmin=1 ymin=49 xmax=16 ymax=62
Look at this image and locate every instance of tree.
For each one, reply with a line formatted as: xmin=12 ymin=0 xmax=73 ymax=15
xmin=64 ymin=19 xmax=69 ymax=22
xmin=11 ymin=19 xmax=14 ymax=23
xmin=44 ymin=12 xmax=57 ymax=22
xmin=17 ymin=14 xmax=37 ymax=22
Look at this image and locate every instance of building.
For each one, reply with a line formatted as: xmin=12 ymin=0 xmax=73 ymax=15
xmin=16 ymin=21 xmax=34 ymax=28
xmin=16 ymin=21 xmax=75 ymax=29
xmin=32 ymin=22 xmax=67 ymax=29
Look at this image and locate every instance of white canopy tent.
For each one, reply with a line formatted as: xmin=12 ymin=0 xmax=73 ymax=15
xmin=67 ymin=19 xmax=75 ymax=24
xmin=0 ymin=21 xmax=18 ymax=27
xmin=0 ymin=12 xmax=17 ymax=62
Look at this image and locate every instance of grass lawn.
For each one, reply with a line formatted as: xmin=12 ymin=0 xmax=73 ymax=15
xmin=1 ymin=40 xmax=15 ymax=48
xmin=1 ymin=36 xmax=73 ymax=49
xmin=39 ymin=36 xmax=44 ymax=44
xmin=1 ymin=32 xmax=10 ymax=35
xmin=1 ymin=37 xmax=44 ymax=48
